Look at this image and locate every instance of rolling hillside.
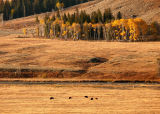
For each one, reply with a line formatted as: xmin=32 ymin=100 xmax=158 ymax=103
xmin=78 ymin=0 xmax=160 ymax=23
xmin=1 ymin=0 xmax=160 ymax=29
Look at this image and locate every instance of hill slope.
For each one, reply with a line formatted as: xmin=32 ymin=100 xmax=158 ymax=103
xmin=1 ymin=0 xmax=160 ymax=29
xmin=77 ymin=0 xmax=160 ymax=23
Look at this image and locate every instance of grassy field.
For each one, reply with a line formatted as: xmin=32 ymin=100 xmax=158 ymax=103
xmin=0 ymin=1 xmax=160 ymax=113
xmin=0 ymin=35 xmax=160 ymax=81
xmin=1 ymin=83 xmax=160 ymax=114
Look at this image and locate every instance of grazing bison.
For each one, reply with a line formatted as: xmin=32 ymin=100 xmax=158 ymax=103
xmin=50 ymin=97 xmax=54 ymax=100
xmin=84 ymin=96 xmax=88 ymax=98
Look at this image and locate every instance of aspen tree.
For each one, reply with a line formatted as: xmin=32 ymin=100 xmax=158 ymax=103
xmin=92 ymin=24 xmax=97 ymax=40
xmin=23 ymin=28 xmax=27 ymax=36
xmin=72 ymin=23 xmax=81 ymax=40
xmin=83 ymin=22 xmax=89 ymax=40
xmin=88 ymin=23 xmax=92 ymax=40
xmin=97 ymin=23 xmax=102 ymax=40
xmin=105 ymin=23 xmax=113 ymax=41
xmin=36 ymin=26 xmax=40 ymax=37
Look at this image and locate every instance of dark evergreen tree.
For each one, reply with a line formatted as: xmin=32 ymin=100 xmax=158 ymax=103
xmin=56 ymin=10 xmax=60 ymax=18
xmin=51 ymin=15 xmax=56 ymax=22
xmin=62 ymin=13 xmax=67 ymax=23
xmin=103 ymin=8 xmax=114 ymax=23
xmin=91 ymin=11 xmax=98 ymax=23
xmin=79 ymin=10 xmax=88 ymax=24
xmin=35 ymin=15 xmax=39 ymax=23
xmin=3 ymin=0 xmax=11 ymax=20
xmin=0 ymin=0 xmax=4 ymax=13
xmin=117 ymin=11 xmax=122 ymax=20
xmin=1 ymin=0 xmax=94 ymax=20
xmin=33 ymin=0 xmax=41 ymax=14
xmin=75 ymin=8 xmax=79 ymax=23
xmin=43 ymin=0 xmax=49 ymax=12
xmin=97 ymin=9 xmax=102 ymax=23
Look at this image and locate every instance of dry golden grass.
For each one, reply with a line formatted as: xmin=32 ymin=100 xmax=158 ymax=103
xmin=76 ymin=0 xmax=160 ymax=23
xmin=1 ymin=84 xmax=160 ymax=114
xmin=0 ymin=36 xmax=160 ymax=81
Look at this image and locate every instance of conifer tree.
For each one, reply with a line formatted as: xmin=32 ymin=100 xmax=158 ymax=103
xmin=103 ymin=8 xmax=114 ymax=23
xmin=117 ymin=11 xmax=122 ymax=20
xmin=33 ymin=0 xmax=41 ymax=14
xmin=97 ymin=9 xmax=102 ymax=23
xmin=1 ymin=0 xmax=90 ymax=20
xmin=0 ymin=0 xmax=4 ymax=13
xmin=62 ymin=13 xmax=67 ymax=23
xmin=56 ymin=10 xmax=60 ymax=18
xmin=91 ymin=11 xmax=98 ymax=23
xmin=3 ymin=0 xmax=11 ymax=20
xmin=75 ymin=8 xmax=79 ymax=23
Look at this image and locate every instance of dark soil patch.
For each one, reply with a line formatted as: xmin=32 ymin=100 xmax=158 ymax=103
xmin=88 ymin=57 xmax=108 ymax=63
xmin=0 ymin=51 xmax=8 ymax=55
xmin=0 ymin=67 xmax=87 ymax=78
xmin=73 ymin=57 xmax=108 ymax=70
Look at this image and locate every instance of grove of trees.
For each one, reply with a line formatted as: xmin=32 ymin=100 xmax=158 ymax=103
xmin=1 ymin=0 xmax=159 ymax=41
xmin=0 ymin=0 xmax=90 ymax=20
xmin=28 ymin=6 xmax=159 ymax=42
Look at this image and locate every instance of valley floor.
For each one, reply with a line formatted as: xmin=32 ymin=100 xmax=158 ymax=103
xmin=0 ymin=35 xmax=160 ymax=81
xmin=1 ymin=83 xmax=160 ymax=114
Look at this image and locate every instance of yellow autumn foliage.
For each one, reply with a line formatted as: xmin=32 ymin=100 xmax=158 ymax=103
xmin=23 ymin=28 xmax=27 ymax=35
xmin=110 ymin=18 xmax=148 ymax=41
xmin=40 ymin=19 xmax=44 ymax=25
xmin=56 ymin=2 xmax=61 ymax=10
xmin=36 ymin=12 xmax=152 ymax=42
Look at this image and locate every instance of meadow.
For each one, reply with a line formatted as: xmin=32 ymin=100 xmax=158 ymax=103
xmin=1 ymin=83 xmax=160 ymax=114
xmin=0 ymin=35 xmax=160 ymax=81
xmin=0 ymin=0 xmax=160 ymax=114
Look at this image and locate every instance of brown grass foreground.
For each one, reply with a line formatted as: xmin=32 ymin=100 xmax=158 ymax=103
xmin=0 ymin=36 xmax=160 ymax=82
xmin=1 ymin=84 xmax=160 ymax=114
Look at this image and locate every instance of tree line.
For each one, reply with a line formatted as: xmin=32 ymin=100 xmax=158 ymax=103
xmin=0 ymin=0 xmax=90 ymax=20
xmin=50 ymin=8 xmax=122 ymax=25
xmin=23 ymin=7 xmax=160 ymax=41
